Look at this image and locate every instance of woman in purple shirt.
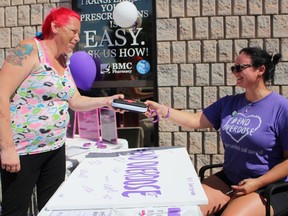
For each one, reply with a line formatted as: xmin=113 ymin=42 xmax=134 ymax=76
xmin=145 ymin=47 xmax=288 ymax=216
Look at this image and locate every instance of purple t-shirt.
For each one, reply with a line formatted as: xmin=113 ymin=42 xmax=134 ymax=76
xmin=203 ymin=92 xmax=288 ymax=184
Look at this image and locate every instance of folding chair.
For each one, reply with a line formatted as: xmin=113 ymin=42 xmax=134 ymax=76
xmin=199 ymin=164 xmax=288 ymax=216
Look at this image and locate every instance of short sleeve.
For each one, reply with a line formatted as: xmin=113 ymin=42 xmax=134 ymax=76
xmin=276 ymin=105 xmax=288 ymax=152
xmin=203 ymin=96 xmax=229 ymax=130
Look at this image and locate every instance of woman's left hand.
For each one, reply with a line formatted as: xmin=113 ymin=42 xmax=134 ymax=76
xmin=107 ymin=94 xmax=125 ymax=112
xmin=231 ymin=178 xmax=263 ymax=196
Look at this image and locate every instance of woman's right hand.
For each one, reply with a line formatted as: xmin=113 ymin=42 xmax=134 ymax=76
xmin=144 ymin=100 xmax=162 ymax=117
xmin=145 ymin=100 xmax=162 ymax=111
xmin=1 ymin=148 xmax=21 ymax=173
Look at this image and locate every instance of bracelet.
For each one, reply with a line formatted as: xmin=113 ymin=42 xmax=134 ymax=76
xmin=149 ymin=109 xmax=159 ymax=123
xmin=162 ymin=106 xmax=171 ymax=119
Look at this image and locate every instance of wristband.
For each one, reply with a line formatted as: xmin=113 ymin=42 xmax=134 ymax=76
xmin=162 ymin=106 xmax=171 ymax=119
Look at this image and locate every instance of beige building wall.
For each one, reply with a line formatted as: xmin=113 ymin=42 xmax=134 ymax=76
xmin=1 ymin=0 xmax=288 ymax=172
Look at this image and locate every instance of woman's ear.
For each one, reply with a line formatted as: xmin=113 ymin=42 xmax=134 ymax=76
xmin=258 ymin=65 xmax=266 ymax=76
xmin=51 ymin=21 xmax=58 ymax=34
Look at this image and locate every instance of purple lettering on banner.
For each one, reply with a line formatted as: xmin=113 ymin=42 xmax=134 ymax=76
xmin=121 ymin=150 xmax=162 ymax=197
xmin=124 ymin=184 xmax=160 ymax=190
xmin=122 ymin=190 xmax=161 ymax=197
xmin=126 ymin=167 xmax=159 ymax=174
xmin=128 ymin=149 xmax=158 ymax=160
xmin=127 ymin=161 xmax=159 ymax=167
xmin=124 ymin=179 xmax=158 ymax=185
xmin=168 ymin=208 xmax=181 ymax=216
xmin=125 ymin=175 xmax=160 ymax=181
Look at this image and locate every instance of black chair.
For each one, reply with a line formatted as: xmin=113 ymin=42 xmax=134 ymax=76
xmin=199 ymin=164 xmax=288 ymax=216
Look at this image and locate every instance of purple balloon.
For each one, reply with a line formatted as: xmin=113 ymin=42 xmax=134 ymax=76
xmin=69 ymin=51 xmax=96 ymax=90
xmin=93 ymin=57 xmax=105 ymax=81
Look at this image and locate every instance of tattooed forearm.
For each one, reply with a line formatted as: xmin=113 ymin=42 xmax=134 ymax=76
xmin=6 ymin=43 xmax=34 ymax=66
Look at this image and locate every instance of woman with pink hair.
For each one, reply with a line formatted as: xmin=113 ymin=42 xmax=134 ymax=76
xmin=0 ymin=7 xmax=123 ymax=215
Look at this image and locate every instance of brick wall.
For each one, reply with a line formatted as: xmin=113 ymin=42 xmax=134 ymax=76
xmin=155 ymin=0 xmax=288 ymax=172
xmin=1 ymin=0 xmax=288 ymax=172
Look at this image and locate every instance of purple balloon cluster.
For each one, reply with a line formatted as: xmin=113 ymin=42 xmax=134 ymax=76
xmin=69 ymin=51 xmax=97 ymax=90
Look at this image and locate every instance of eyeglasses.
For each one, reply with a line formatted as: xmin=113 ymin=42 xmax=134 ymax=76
xmin=231 ymin=64 xmax=252 ymax=73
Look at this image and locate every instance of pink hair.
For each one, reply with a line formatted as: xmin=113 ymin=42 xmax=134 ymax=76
xmin=42 ymin=7 xmax=80 ymax=38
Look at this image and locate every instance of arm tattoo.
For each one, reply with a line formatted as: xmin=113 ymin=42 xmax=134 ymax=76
xmin=6 ymin=43 xmax=34 ymax=66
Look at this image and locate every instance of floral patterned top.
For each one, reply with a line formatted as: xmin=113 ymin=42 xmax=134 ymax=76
xmin=10 ymin=38 xmax=76 ymax=155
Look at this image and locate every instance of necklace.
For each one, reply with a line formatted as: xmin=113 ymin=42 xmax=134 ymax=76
xmin=231 ymin=100 xmax=251 ymax=117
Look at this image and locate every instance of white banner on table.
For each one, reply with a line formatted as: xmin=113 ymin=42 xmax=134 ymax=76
xmin=46 ymin=206 xmax=202 ymax=216
xmin=45 ymin=147 xmax=207 ymax=211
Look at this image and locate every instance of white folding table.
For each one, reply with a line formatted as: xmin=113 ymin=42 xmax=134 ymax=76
xmin=38 ymin=146 xmax=207 ymax=216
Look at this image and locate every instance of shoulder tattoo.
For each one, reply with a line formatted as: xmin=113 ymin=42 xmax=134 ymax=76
xmin=6 ymin=43 xmax=34 ymax=66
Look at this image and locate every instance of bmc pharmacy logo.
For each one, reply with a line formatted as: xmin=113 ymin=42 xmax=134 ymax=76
xmin=100 ymin=63 xmax=111 ymax=74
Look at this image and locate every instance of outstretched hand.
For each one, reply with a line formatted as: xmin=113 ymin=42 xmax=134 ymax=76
xmin=108 ymin=94 xmax=125 ymax=113
xmin=144 ymin=100 xmax=172 ymax=123
xmin=143 ymin=100 xmax=161 ymax=123
xmin=144 ymin=100 xmax=162 ymax=112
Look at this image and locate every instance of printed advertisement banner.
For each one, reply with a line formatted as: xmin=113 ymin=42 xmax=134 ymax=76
xmin=73 ymin=0 xmax=156 ymax=88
